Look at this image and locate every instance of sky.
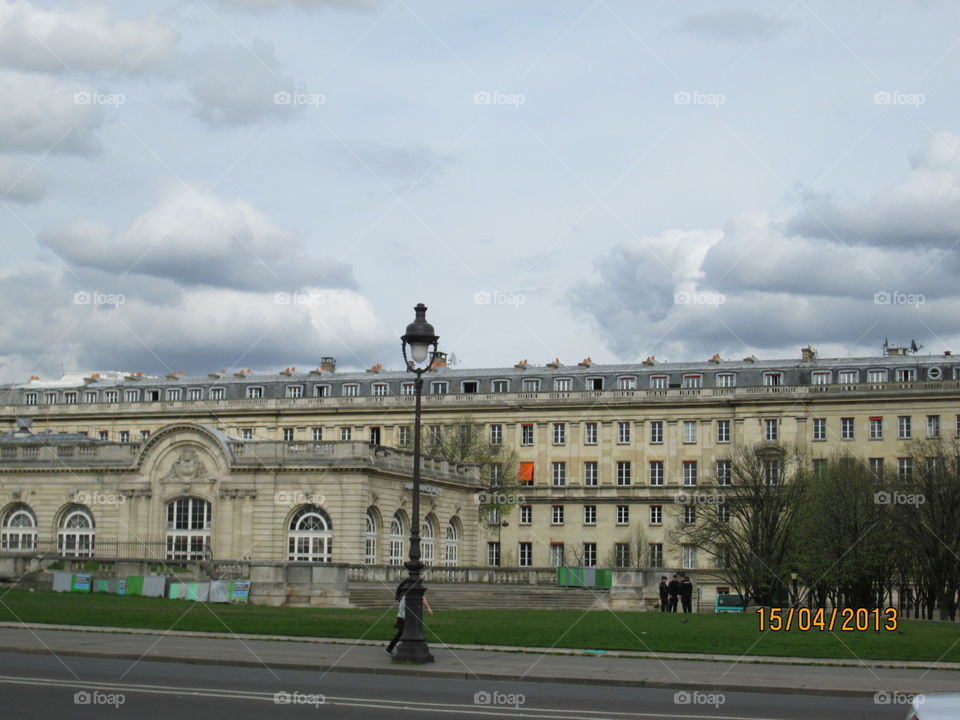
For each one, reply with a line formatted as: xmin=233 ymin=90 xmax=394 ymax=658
xmin=1 ymin=0 xmax=959 ymax=381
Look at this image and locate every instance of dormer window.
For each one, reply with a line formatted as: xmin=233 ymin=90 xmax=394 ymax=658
xmin=491 ymin=379 xmax=509 ymax=393
xmin=682 ymin=375 xmax=702 ymax=389
xmin=763 ymin=373 xmax=783 ymax=387
xmin=210 ymin=387 xmax=225 ymax=400
xmin=522 ymin=378 xmax=541 ymax=392
xmin=811 ymin=371 xmax=831 ymax=385
xmin=400 ymin=382 xmax=415 ymax=395
xmin=431 ymin=381 xmax=448 ymax=395
xmin=650 ymin=375 xmax=668 ymax=389
xmin=895 ymin=368 xmax=916 ymax=382
xmin=716 ymin=373 xmax=736 ymax=387
xmin=617 ymin=376 xmax=637 ymax=390
xmin=838 ymin=370 xmax=858 ymax=384
xmin=286 ymin=385 xmax=304 ymax=398
xmin=586 ymin=377 xmax=604 ymax=390
xmin=342 ymin=383 xmax=360 ymax=397
xmin=44 ymin=392 xmax=57 ymax=404
xmin=188 ymin=388 xmax=202 ymax=401
xmin=461 ymin=381 xmax=479 ymax=394
xmin=554 ymin=378 xmax=572 ymax=391
xmin=246 ymin=386 xmax=264 ymax=399
xmin=867 ymin=369 xmax=887 ymax=383
xmin=124 ymin=389 xmax=139 ymax=402
xmin=314 ymin=384 xmax=331 ymax=398
xmin=373 ymin=383 xmax=389 ymax=396
xmin=24 ymin=392 xmax=37 ymax=405
xmin=64 ymin=392 xmax=77 ymax=404
xmin=104 ymin=390 xmax=118 ymax=403
xmin=84 ymin=391 xmax=98 ymax=403
xmin=166 ymin=388 xmax=182 ymax=401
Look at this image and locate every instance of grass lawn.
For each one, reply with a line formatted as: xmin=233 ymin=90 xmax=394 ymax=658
xmin=0 ymin=589 xmax=958 ymax=664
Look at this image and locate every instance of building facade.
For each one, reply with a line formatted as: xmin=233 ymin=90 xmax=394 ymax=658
xmin=1 ymin=347 xmax=959 ymax=584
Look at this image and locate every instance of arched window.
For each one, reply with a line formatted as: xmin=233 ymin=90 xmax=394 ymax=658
xmin=421 ymin=514 xmax=437 ymax=566
xmin=166 ymin=497 xmax=211 ymax=560
xmin=445 ymin=518 xmax=461 ymax=566
xmin=364 ymin=508 xmax=378 ymax=565
xmin=1 ymin=504 xmax=37 ymax=551
xmin=389 ymin=512 xmax=406 ymax=566
xmin=58 ymin=506 xmax=95 ymax=557
xmin=288 ymin=505 xmax=333 ymax=562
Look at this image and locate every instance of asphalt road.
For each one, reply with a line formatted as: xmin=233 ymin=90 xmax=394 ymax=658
xmin=0 ymin=651 xmax=910 ymax=720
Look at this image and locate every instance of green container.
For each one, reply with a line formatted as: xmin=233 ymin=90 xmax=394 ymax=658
xmin=70 ymin=574 xmax=91 ymax=593
xmin=125 ymin=576 xmax=145 ymax=596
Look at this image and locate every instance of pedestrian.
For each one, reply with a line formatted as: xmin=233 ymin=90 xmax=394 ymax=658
xmin=386 ymin=577 xmax=433 ymax=656
xmin=667 ymin=574 xmax=680 ymax=612
xmin=658 ymin=576 xmax=669 ymax=612
xmin=680 ymin=573 xmax=693 ymax=613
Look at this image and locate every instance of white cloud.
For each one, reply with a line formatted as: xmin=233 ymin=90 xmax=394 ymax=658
xmin=0 ymin=157 xmax=46 ymax=203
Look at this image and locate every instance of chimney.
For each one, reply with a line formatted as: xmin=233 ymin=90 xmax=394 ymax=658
xmin=801 ymin=346 xmax=816 ymax=362
xmin=578 ymin=357 xmax=592 ymax=368
xmin=165 ymin=371 xmax=183 ymax=380
xmin=743 ymin=355 xmax=757 ymax=363
xmin=642 ymin=356 xmax=656 ymax=366
xmin=546 ymin=358 xmax=561 ymax=369
xmin=319 ymin=356 xmax=336 ymax=373
xmin=430 ymin=352 xmax=448 ymax=369
xmin=514 ymin=359 xmax=528 ymax=369
xmin=366 ymin=363 xmax=383 ymax=374
xmin=708 ymin=353 xmax=721 ymax=364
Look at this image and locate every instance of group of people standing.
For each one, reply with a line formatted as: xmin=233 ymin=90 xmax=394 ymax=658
xmin=658 ymin=573 xmax=694 ymax=613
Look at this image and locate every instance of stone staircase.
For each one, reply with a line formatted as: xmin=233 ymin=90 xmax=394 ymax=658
xmin=348 ymin=582 xmax=608 ymax=610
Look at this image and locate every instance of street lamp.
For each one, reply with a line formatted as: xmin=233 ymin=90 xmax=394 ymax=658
xmin=790 ymin=567 xmax=799 ymax=608
xmin=393 ymin=303 xmax=439 ymax=664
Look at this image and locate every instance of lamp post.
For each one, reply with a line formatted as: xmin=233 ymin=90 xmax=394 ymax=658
xmin=393 ymin=303 xmax=439 ymax=664
xmin=790 ymin=567 xmax=799 ymax=608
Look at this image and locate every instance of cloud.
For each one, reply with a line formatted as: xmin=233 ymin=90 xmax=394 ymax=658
xmin=0 ymin=158 xmax=46 ymax=203
xmin=37 ymin=188 xmax=355 ymax=291
xmin=324 ymin=140 xmax=453 ymax=190
xmin=213 ymin=0 xmax=377 ymax=10
xmin=0 ymin=71 xmax=105 ymax=154
xmin=0 ymin=0 xmax=177 ymax=74
xmin=675 ymin=10 xmax=793 ymax=44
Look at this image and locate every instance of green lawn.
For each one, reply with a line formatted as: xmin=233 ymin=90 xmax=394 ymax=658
xmin=0 ymin=590 xmax=958 ymax=664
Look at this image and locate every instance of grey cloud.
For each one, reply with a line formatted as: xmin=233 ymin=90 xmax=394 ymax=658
xmin=324 ymin=140 xmax=453 ymax=191
xmin=0 ymin=158 xmax=46 ymax=203
xmin=213 ymin=0 xmax=377 ymax=10
xmin=674 ymin=11 xmax=794 ymax=43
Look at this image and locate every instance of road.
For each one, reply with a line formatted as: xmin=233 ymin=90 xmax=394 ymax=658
xmin=0 ymin=651 xmax=910 ymax=720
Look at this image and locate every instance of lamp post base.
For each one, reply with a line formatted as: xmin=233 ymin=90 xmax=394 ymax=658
xmin=391 ymin=641 xmax=435 ymax=664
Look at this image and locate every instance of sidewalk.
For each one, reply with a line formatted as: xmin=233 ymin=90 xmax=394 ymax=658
xmin=0 ymin=622 xmax=957 ymax=697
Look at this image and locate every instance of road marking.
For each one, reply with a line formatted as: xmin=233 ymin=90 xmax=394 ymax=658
xmin=0 ymin=673 xmax=791 ymax=719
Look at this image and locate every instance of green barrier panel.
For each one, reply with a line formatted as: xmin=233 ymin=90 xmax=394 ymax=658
xmin=229 ymin=581 xmax=250 ymax=604
xmin=94 ymin=579 xmax=110 ymax=593
xmin=125 ymin=576 xmax=145 ymax=596
xmin=71 ymin=574 xmax=91 ymax=593
xmin=185 ymin=583 xmax=201 ymax=601
xmin=167 ymin=582 xmax=184 ymax=599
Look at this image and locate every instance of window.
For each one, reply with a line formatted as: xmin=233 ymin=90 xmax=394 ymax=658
xmin=616 ymin=505 xmax=629 ymax=524
xmin=867 ymin=369 xmax=887 ymax=383
xmin=397 ymin=426 xmax=410 ymax=447
xmin=584 ymin=422 xmax=598 ymax=445
xmin=44 ymin=392 xmax=57 ymax=404
xmin=518 ymin=542 xmax=532 ymax=567
xmin=812 ymin=458 xmax=826 ymax=477
xmin=519 ymin=462 xmax=534 ymax=485
xmin=166 ymin=498 xmax=211 ymax=560
xmin=372 ymin=383 xmax=389 ymax=397
xmin=617 ymin=376 xmax=637 ymax=390
xmin=928 ymin=415 xmax=941 ymax=438
xmin=838 ymin=370 xmax=858 ymax=384
xmin=552 ymin=462 xmax=566 ymax=487
xmin=522 ymin=378 xmax=541 ymax=392
xmin=682 ymin=461 xmax=697 ymax=486
xmin=241 ymin=428 xmax=254 ymax=440
xmin=716 ymin=373 xmax=736 ymax=388
xmin=56 ymin=506 xmax=95 ymax=557
xmin=683 ymin=506 xmax=696 ymax=524
xmin=649 ymin=461 xmax=664 ymax=486
xmin=841 ymin=417 xmax=854 ymax=440
xmin=431 ymin=381 xmax=448 ymax=395
xmin=1 ymin=504 xmax=37 ymax=551
xmin=813 ymin=418 xmax=826 ymax=441
xmin=554 ymin=378 xmax=572 ymax=391
xmin=615 ymin=543 xmax=631 ymax=568
xmin=287 ymin=505 xmax=332 ymax=562
xmin=650 ymin=375 xmax=668 ymax=389
xmin=64 ymin=392 xmax=77 ymax=404
xmin=461 ymin=381 xmax=478 ymax=394
xmin=718 ymin=505 xmax=731 ymax=524
xmin=650 ymin=505 xmax=662 ymax=525
xmin=420 ymin=519 xmax=436 ymax=566
xmin=683 ymin=421 xmax=697 ymax=443
xmin=583 ymin=543 xmax=597 ymax=567
xmin=617 ymin=421 xmax=630 ymax=444
xmin=763 ymin=373 xmax=783 ymax=387
xmin=550 ymin=543 xmax=565 ymax=567
xmin=617 ymin=461 xmax=631 ymax=486
xmin=650 ymin=421 xmax=663 ymax=444
xmin=343 ymin=383 xmax=360 ymax=397
xmin=895 ymin=368 xmax=916 ymax=382
xmin=140 ymin=430 xmax=150 ymax=440
xmin=282 ymin=428 xmax=294 ymax=442
xmin=763 ymin=459 xmax=780 ymax=485
xmin=119 ymin=431 xmax=129 ymax=443
xmin=520 ymin=424 xmax=534 ymax=446
xmin=898 ymin=416 xmax=912 ymax=439
xmin=104 ymin=390 xmax=118 ymax=402
xmin=487 ymin=542 xmax=500 ymax=567
xmin=314 ymin=384 xmax=331 ymax=397
xmin=286 ymin=385 xmax=303 ymax=398
xmin=682 ymin=375 xmax=702 ymax=389
xmin=246 ymin=386 xmax=263 ymax=399
xmin=649 ymin=543 xmax=663 ymax=567
xmin=956 ymin=414 xmax=960 ymax=438
xmin=764 ymin=419 xmax=778 ymax=441
xmin=520 ymin=505 xmax=532 ymax=525
xmin=490 ymin=424 xmax=503 ymax=445
xmin=583 ymin=505 xmax=596 ymax=525
xmin=165 ymin=388 xmax=181 ymax=401
xmin=553 ymin=423 xmax=566 ymax=445
xmin=811 ymin=371 xmax=831 ymax=385
xmin=311 ymin=427 xmax=323 ymax=442
xmin=209 ymin=387 xmax=224 ymax=400
xmin=389 ymin=513 xmax=405 ymax=565
xmin=716 ymin=460 xmax=732 ymax=486
xmin=587 ymin=377 xmax=603 ymax=390
xmin=124 ymin=390 xmax=139 ymax=402
xmin=428 ymin=426 xmax=441 ymax=446
xmin=340 ymin=427 xmax=352 ymax=441
xmin=869 ymin=417 xmax=884 ymax=440
xmin=682 ymin=545 xmax=697 ymax=569
xmin=869 ymin=458 xmax=884 ymax=479
xmin=365 ymin=510 xmax=378 ymax=564
xmin=551 ymin=506 xmax=564 ymax=525
xmin=492 ymin=379 xmax=509 ymax=393
xmin=187 ymin=388 xmax=201 ymax=401
xmin=489 ymin=464 xmax=503 ymax=485
xmin=584 ymin=461 xmax=598 ymax=486
xmin=716 ymin=420 xmax=731 ymax=443
xmin=898 ymin=457 xmax=913 ymax=481
xmin=400 ymin=382 xmax=415 ymax=396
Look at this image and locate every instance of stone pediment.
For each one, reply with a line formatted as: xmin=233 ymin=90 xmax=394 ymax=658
xmin=160 ymin=447 xmax=213 ymax=485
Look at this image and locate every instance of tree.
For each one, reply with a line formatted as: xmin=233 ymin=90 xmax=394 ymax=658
xmin=668 ymin=443 xmax=808 ymax=607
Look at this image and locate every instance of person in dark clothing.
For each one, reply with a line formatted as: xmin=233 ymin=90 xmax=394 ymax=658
xmin=679 ymin=573 xmax=694 ymax=613
xmin=386 ymin=577 xmax=432 ymax=656
xmin=667 ymin=574 xmax=680 ymax=612
xmin=658 ymin=576 xmax=670 ymax=612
